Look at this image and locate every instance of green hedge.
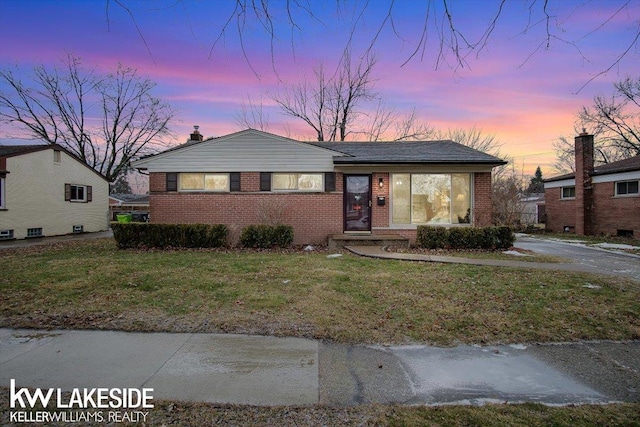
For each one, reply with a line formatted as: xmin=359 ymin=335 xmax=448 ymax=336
xmin=416 ymin=226 xmax=515 ymax=250
xmin=240 ymin=224 xmax=294 ymax=248
xmin=111 ymin=223 xmax=228 ymax=249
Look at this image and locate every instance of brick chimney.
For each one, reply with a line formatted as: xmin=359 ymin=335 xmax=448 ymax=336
xmin=189 ymin=125 xmax=203 ymax=142
xmin=574 ymin=131 xmax=594 ymax=235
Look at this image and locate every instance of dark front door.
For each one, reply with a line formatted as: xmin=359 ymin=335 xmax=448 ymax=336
xmin=344 ymin=175 xmax=372 ymax=232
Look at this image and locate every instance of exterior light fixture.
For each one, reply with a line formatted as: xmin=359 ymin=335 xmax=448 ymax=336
xmin=378 ymin=177 xmax=384 ymax=188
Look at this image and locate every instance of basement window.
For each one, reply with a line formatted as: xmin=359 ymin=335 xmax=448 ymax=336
xmin=27 ymin=228 xmax=42 ymax=238
xmin=0 ymin=230 xmax=14 ymax=240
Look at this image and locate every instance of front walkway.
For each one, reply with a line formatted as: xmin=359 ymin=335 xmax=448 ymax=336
xmin=345 ymin=245 xmax=640 ymax=281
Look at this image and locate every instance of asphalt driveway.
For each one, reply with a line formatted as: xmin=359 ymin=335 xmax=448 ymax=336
xmin=514 ymin=234 xmax=640 ymax=281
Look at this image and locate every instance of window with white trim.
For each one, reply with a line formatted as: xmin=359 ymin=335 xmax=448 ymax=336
xmin=615 ymin=180 xmax=639 ymax=196
xmin=561 ymin=186 xmax=575 ymax=199
xmin=179 ymin=173 xmax=229 ymax=192
xmin=391 ymin=173 xmax=472 ymax=225
xmin=272 ymin=173 xmax=323 ymax=191
xmin=65 ymin=184 xmax=92 ymax=203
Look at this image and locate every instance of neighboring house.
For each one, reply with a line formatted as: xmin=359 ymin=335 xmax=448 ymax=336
xmin=0 ymin=144 xmax=109 ymax=240
xmin=544 ymin=132 xmax=640 ymax=238
xmin=132 ymin=128 xmax=506 ymax=245
xmin=520 ymin=193 xmax=545 ymax=225
xmin=109 ymin=194 xmax=150 ymax=221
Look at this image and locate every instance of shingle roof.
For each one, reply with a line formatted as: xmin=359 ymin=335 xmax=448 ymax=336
xmin=593 ymin=155 xmax=640 ymax=175
xmin=312 ymin=140 xmax=506 ymax=165
xmin=545 ymin=155 xmax=640 ymax=182
xmin=0 ymin=144 xmax=50 ymax=157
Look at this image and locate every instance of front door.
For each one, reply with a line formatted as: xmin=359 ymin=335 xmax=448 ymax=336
xmin=344 ymin=175 xmax=372 ymax=232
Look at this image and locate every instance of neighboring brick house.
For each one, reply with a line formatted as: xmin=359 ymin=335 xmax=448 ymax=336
xmin=132 ymin=128 xmax=506 ymax=245
xmin=544 ymin=132 xmax=640 ymax=238
xmin=0 ymin=144 xmax=109 ymax=240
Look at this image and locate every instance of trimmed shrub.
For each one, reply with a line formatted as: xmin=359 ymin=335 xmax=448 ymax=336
xmin=111 ymin=223 xmax=228 ymax=249
xmin=240 ymin=224 xmax=294 ymax=248
xmin=416 ymin=226 xmax=515 ymax=250
xmin=416 ymin=226 xmax=447 ymax=249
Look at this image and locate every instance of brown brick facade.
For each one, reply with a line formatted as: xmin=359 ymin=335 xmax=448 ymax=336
xmin=545 ymin=134 xmax=640 ymax=238
xmin=544 ymin=187 xmax=576 ymax=233
xmin=591 ymin=182 xmax=640 ymax=237
xmin=473 ymin=172 xmax=493 ymax=227
xmin=149 ymin=171 xmax=495 ymax=245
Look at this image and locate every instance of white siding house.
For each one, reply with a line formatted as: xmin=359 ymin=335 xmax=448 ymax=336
xmin=0 ymin=144 xmax=109 ymax=240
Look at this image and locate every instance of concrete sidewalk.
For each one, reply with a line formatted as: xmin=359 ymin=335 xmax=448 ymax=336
xmin=1 ymin=329 xmax=638 ymax=406
xmin=345 ymin=245 xmax=638 ymax=280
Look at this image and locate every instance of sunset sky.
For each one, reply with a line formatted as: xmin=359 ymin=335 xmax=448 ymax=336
xmin=1 ymin=0 xmax=638 ymax=178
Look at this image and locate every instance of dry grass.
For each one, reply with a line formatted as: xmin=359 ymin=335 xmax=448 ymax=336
xmin=0 ymin=387 xmax=638 ymax=427
xmin=1 ymin=238 xmax=638 ymax=346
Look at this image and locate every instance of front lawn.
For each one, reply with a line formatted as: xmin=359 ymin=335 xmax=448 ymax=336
xmin=1 ymin=239 xmax=639 ymax=345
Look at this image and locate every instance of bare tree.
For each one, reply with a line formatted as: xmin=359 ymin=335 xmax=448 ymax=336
xmin=492 ymin=166 xmax=525 ymax=227
xmin=272 ymin=51 xmax=377 ymax=141
xmin=364 ymin=102 xmax=434 ymax=141
xmin=235 ymin=95 xmax=271 ymax=132
xmin=579 ymin=76 xmax=640 ymax=158
xmin=0 ymin=54 xmax=175 ymax=182
xmin=110 ymin=0 xmax=639 ymax=87
xmin=434 ymin=126 xmax=502 ymax=157
xmin=553 ymin=76 xmax=640 ymax=172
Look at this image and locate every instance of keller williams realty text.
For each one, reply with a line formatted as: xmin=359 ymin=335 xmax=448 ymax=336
xmin=10 ymin=410 xmax=149 ymax=423
xmin=9 ymin=379 xmax=153 ymax=424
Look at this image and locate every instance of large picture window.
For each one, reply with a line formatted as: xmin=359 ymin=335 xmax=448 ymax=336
xmin=272 ymin=173 xmax=323 ymax=191
xmin=392 ymin=173 xmax=471 ymax=225
xmin=179 ymin=173 xmax=229 ymax=192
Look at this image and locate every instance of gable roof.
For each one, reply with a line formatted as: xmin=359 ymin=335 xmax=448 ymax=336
xmin=0 ymin=143 xmax=108 ymax=182
xmin=133 ymin=129 xmax=506 ymax=169
xmin=313 ymin=140 xmax=506 ymax=165
xmin=545 ymin=155 xmax=640 ymax=183
xmin=132 ymin=129 xmax=344 ymax=173
xmin=0 ymin=144 xmax=50 ymax=157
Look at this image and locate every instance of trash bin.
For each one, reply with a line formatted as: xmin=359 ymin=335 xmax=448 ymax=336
xmin=116 ymin=213 xmax=133 ymax=223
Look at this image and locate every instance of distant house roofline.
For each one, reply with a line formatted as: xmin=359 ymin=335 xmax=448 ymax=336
xmin=0 ymin=143 xmax=109 ymax=182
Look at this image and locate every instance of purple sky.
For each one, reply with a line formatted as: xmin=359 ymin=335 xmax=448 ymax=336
xmin=1 ymin=0 xmax=638 ymax=177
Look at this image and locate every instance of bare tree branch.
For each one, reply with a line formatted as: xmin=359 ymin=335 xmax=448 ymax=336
xmin=0 ymin=55 xmax=175 ymax=182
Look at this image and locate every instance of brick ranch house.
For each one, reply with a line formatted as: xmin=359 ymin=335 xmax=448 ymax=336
xmin=544 ymin=132 xmax=640 ymax=238
xmin=132 ymin=129 xmax=506 ymax=245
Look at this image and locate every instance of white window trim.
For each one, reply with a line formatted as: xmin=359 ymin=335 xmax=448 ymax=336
xmin=178 ymin=173 xmax=230 ymax=192
xmin=390 ymin=173 xmax=473 ymax=227
xmin=70 ymin=185 xmax=88 ymax=202
xmin=614 ymin=179 xmax=639 ymax=197
xmin=271 ymin=173 xmax=324 ymax=192
xmin=561 ymin=186 xmax=576 ymax=200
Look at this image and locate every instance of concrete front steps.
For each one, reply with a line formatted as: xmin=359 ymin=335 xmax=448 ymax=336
xmin=328 ymin=233 xmax=409 ymax=250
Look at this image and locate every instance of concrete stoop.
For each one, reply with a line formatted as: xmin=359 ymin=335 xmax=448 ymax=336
xmin=328 ymin=233 xmax=409 ymax=250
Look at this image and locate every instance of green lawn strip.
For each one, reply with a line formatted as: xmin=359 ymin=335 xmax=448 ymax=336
xmin=0 ymin=386 xmax=638 ymax=427
xmin=1 ymin=239 xmax=639 ymax=345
